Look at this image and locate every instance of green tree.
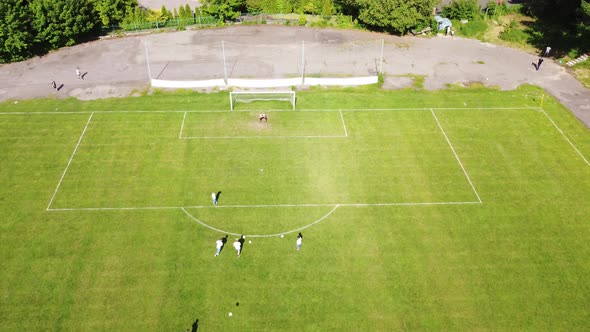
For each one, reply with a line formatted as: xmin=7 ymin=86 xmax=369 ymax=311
xmin=122 ymin=6 xmax=149 ymax=26
xmin=30 ymin=0 xmax=99 ymax=51
xmin=160 ymin=5 xmax=173 ymax=20
xmin=201 ymin=0 xmax=245 ymax=21
xmin=579 ymin=1 xmax=590 ymax=47
xmin=525 ymin=0 xmax=581 ymax=22
xmin=92 ymin=0 xmax=138 ymax=26
xmin=581 ymin=0 xmax=590 ymax=19
xmin=333 ymin=0 xmax=359 ymax=16
xmin=442 ymin=0 xmax=481 ymax=20
xmin=356 ymin=0 xmax=439 ymax=34
xmin=0 ymin=0 xmax=34 ymax=63
xmin=322 ymin=0 xmax=333 ymax=15
xmin=303 ymin=0 xmax=319 ymax=14
xmin=184 ymin=4 xmax=193 ymax=18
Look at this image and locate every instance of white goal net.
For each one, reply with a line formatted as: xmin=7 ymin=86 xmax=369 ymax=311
xmin=230 ymin=91 xmax=296 ymax=110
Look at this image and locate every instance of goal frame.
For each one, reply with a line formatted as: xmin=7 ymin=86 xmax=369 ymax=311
xmin=229 ymin=91 xmax=296 ymax=110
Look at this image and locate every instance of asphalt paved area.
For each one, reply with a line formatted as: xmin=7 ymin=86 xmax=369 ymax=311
xmin=0 ymin=26 xmax=588 ymax=127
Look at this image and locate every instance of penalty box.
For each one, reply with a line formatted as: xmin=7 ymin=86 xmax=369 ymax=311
xmin=47 ymin=110 xmax=480 ymax=210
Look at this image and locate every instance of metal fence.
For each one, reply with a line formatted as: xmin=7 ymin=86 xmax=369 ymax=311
xmin=101 ymin=13 xmax=353 ymax=35
xmin=101 ymin=15 xmax=218 ymax=34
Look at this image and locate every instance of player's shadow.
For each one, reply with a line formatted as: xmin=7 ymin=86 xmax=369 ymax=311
xmin=82 ymin=72 xmax=88 ymax=80
xmin=532 ymin=62 xmax=538 ymax=70
xmin=238 ymin=236 xmax=245 ymax=255
xmin=219 ymin=235 xmax=228 ymax=254
xmin=57 ymin=84 xmax=64 ymax=91
xmin=216 ymin=191 xmax=222 ymax=203
xmin=191 ymin=318 xmax=199 ymax=332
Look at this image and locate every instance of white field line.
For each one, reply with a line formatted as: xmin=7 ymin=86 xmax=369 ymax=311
xmin=181 ymin=205 xmax=341 ymax=238
xmin=179 ymin=111 xmax=187 ymax=139
xmin=182 ymin=135 xmax=346 ymax=139
xmin=47 ymin=206 xmax=181 ymax=211
xmin=46 ymin=113 xmax=94 ymax=210
xmin=0 ymin=107 xmax=536 ymax=116
xmin=180 ymin=110 xmax=348 ymax=139
xmin=339 ymin=110 xmax=349 ymax=137
xmin=46 ymin=200 xmax=481 ymax=211
xmin=431 ymin=109 xmax=482 ymax=203
xmin=539 ymin=108 xmax=590 ymax=167
xmin=0 ymin=111 xmax=92 ymax=115
xmin=183 ymin=201 xmax=482 ymax=208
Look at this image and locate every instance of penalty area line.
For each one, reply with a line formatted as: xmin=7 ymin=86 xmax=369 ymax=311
xmin=339 ymin=109 xmax=349 ymax=137
xmin=181 ymin=135 xmax=347 ymax=139
xmin=179 ymin=111 xmax=187 ymax=139
xmin=46 ymin=112 xmax=94 ymax=211
xmin=539 ymin=108 xmax=590 ymax=167
xmin=184 ymin=201 xmax=482 ymax=208
xmin=431 ymin=109 xmax=482 ymax=203
xmin=46 ymin=200 xmax=482 ymax=211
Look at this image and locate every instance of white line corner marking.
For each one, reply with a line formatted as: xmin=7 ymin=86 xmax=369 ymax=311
xmin=431 ymin=109 xmax=482 ymax=203
xmin=539 ymin=108 xmax=590 ymax=167
xmin=46 ymin=112 xmax=94 ymax=210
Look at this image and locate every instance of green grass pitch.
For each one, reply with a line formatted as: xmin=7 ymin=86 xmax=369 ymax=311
xmin=1 ymin=85 xmax=590 ymax=330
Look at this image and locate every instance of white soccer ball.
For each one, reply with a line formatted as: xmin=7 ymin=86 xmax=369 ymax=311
xmin=248 ymin=240 xmax=252 ymax=244
xmin=260 ymin=168 xmax=263 ymax=171
xmin=228 ymin=312 xmax=233 ymax=317
xmin=280 ymin=234 xmax=284 ymax=238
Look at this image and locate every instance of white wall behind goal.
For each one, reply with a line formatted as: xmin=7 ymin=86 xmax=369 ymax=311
xmin=145 ymin=40 xmax=382 ymax=89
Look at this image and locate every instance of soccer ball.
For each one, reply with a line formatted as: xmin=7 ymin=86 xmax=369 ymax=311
xmin=280 ymin=234 xmax=284 ymax=238
xmin=228 ymin=312 xmax=233 ymax=317
xmin=249 ymin=240 xmax=252 ymax=244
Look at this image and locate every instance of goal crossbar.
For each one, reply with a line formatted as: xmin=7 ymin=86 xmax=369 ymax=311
xmin=230 ymin=91 xmax=296 ymax=110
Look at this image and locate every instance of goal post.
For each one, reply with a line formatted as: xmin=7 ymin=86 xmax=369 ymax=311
xmin=229 ymin=91 xmax=296 ymax=110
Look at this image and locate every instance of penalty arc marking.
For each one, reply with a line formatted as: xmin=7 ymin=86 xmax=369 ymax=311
xmin=181 ymin=205 xmax=340 ymax=238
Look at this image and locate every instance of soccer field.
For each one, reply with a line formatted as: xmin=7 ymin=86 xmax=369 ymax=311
xmin=1 ymin=86 xmax=590 ymax=330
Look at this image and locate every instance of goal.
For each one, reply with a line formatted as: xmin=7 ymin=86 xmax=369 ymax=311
xmin=229 ymin=91 xmax=296 ymax=110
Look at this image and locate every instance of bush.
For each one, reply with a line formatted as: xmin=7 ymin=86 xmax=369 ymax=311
xmin=298 ymin=14 xmax=307 ymax=26
xmin=335 ymin=14 xmax=353 ymax=28
xmin=499 ymin=26 xmax=529 ymax=43
xmin=455 ymin=19 xmax=488 ymax=38
xmin=443 ymin=0 xmax=482 ymax=20
xmin=568 ymin=48 xmax=580 ymax=59
xmin=485 ymin=1 xmax=508 ymax=17
xmin=412 ymin=19 xmax=436 ymax=34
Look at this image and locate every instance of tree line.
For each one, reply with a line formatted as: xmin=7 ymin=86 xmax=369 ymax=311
xmin=1 ymin=0 xmax=589 ymax=63
xmin=1 ymin=0 xmax=138 ymax=63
